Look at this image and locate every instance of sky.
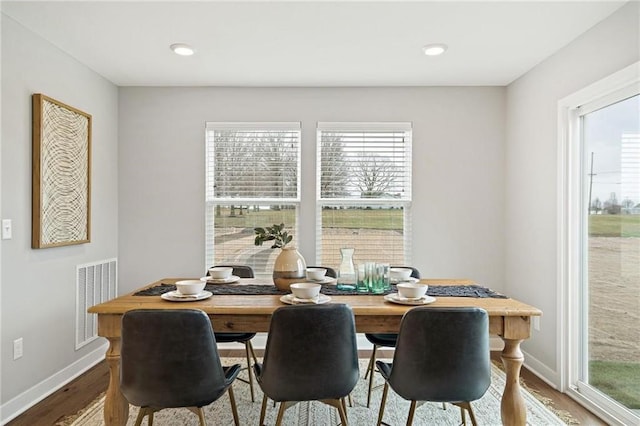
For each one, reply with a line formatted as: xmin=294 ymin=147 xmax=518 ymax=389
xmin=583 ymin=94 xmax=640 ymax=206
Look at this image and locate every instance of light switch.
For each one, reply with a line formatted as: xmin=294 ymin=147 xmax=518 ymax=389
xmin=2 ymin=219 xmax=12 ymax=240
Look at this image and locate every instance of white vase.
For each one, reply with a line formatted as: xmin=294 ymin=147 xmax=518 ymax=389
xmin=273 ymin=246 xmax=307 ymax=291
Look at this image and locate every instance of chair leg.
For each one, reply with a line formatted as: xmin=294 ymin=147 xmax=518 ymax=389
xmin=366 ymin=345 xmax=379 ymax=407
xmin=454 ymin=401 xmax=478 ymax=426
xmin=376 ymin=382 xmax=390 ymax=426
xmin=259 ymin=394 xmax=268 ymax=426
xmin=135 ymin=407 xmax=155 ymax=426
xmin=348 ymin=393 xmax=353 ymax=407
xmin=248 ymin=339 xmax=260 ymax=365
xmin=196 ymin=407 xmax=206 ymax=426
xmin=244 ymin=342 xmax=255 ymax=402
xmin=228 ymin=386 xmax=240 ymax=426
xmin=406 ymin=401 xmax=417 ymax=426
xmin=320 ymin=399 xmax=348 ymax=426
xmin=275 ymin=401 xmax=295 ymax=426
xmin=365 ymin=344 xmax=378 ymax=380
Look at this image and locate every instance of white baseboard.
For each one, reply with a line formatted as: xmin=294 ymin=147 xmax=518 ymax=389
xmin=0 ymin=342 xmax=108 ymax=425
xmin=521 ymin=348 xmax=561 ymax=390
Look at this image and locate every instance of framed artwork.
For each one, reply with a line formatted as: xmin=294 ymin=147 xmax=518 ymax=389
xmin=32 ymin=94 xmax=92 ymax=248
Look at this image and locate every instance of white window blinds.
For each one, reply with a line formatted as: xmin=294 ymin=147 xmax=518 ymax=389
xmin=316 ymin=122 xmax=412 ymax=269
xmin=205 ymin=122 xmax=301 ymax=279
xmin=206 ymin=122 xmax=301 ymax=203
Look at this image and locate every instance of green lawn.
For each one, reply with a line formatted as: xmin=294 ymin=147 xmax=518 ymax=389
xmin=589 ymin=215 xmax=640 ymax=237
xmin=590 ymin=361 xmax=640 ymax=409
xmin=214 ymin=207 xmax=403 ymax=231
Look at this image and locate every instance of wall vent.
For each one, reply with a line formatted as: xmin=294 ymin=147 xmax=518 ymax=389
xmin=76 ymin=258 xmax=117 ymax=349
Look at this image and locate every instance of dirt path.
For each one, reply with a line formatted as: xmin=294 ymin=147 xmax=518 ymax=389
xmin=589 ymin=237 xmax=640 ymax=362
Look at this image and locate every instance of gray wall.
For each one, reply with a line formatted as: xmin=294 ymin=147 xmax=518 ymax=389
xmin=1 ymin=14 xmax=118 ymax=411
xmin=505 ymin=1 xmax=639 ymax=378
xmin=117 ymin=86 xmax=506 ymax=294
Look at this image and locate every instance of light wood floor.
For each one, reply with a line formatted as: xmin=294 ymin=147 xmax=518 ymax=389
xmin=8 ymin=350 xmax=607 ymax=426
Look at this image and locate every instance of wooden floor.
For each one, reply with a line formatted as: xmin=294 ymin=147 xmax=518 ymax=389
xmin=8 ymin=350 xmax=607 ymax=426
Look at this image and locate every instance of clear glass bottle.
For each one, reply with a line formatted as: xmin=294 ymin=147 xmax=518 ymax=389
xmin=337 ymin=247 xmax=356 ymax=290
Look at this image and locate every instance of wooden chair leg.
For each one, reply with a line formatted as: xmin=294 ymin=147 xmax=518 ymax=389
xmin=367 ymin=345 xmax=379 ymax=408
xmin=133 ymin=408 xmax=147 ymax=426
xmin=228 ymin=386 xmax=240 ymax=426
xmin=259 ymin=394 xmax=268 ymax=426
xmin=406 ymin=401 xmax=417 ymax=426
xmin=274 ymin=401 xmax=295 ymax=426
xmin=455 ymin=401 xmax=477 ymax=426
xmin=248 ymin=340 xmax=259 ymax=365
xmin=320 ymin=399 xmax=349 ymax=426
xmin=460 ymin=405 xmax=467 ymax=425
xmin=244 ymin=342 xmax=255 ymax=402
xmin=376 ymin=382 xmax=390 ymax=426
xmin=348 ymin=393 xmax=353 ymax=407
xmin=196 ymin=407 xmax=206 ymax=426
xmin=365 ymin=344 xmax=378 ymax=380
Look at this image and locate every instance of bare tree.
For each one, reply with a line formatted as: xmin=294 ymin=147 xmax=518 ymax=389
xmin=320 ymin=133 xmax=350 ymax=198
xmin=353 ymin=153 xmax=398 ymax=198
xmin=591 ymin=197 xmax=602 ymax=214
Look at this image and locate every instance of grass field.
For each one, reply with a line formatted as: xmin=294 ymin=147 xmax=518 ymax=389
xmin=214 ymin=207 xmax=403 ymax=230
xmin=590 ymin=361 xmax=640 ymax=409
xmin=589 ymin=214 xmax=640 ymax=237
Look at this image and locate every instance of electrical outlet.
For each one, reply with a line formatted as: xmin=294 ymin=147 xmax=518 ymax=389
xmin=532 ymin=316 xmax=541 ymax=331
xmin=2 ymin=219 xmax=12 ymax=240
xmin=13 ymin=338 xmax=23 ymax=360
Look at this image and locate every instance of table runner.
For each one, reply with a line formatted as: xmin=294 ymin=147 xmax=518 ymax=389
xmin=134 ymin=283 xmax=507 ymax=298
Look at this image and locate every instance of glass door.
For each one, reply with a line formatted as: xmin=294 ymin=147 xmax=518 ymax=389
xmin=577 ymin=92 xmax=639 ymax=422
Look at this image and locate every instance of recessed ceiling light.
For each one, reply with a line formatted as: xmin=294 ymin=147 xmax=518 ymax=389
xmin=422 ymin=43 xmax=448 ymax=56
xmin=170 ymin=43 xmax=195 ymax=56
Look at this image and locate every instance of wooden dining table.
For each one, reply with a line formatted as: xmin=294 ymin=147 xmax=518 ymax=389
xmin=88 ymin=278 xmax=542 ymax=426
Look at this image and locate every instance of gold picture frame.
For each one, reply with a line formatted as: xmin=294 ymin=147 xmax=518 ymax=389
xmin=32 ymin=94 xmax=92 ymax=248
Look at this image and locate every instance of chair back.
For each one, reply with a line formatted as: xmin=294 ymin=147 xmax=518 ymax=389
xmin=389 ymin=307 xmax=490 ymax=402
xmin=391 ymin=266 xmax=421 ymax=279
xmin=259 ymin=304 xmax=359 ymax=401
xmin=120 ymin=309 xmax=229 ymax=408
xmin=306 ymin=266 xmax=337 ymax=278
xmin=210 ymin=265 xmax=255 ymax=278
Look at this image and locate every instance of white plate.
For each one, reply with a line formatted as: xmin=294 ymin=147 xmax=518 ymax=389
xmin=200 ymin=275 xmax=241 ymax=284
xmin=384 ymin=293 xmax=435 ymax=306
xmin=161 ymin=290 xmax=213 ymax=302
xmin=306 ymin=276 xmax=337 ymax=284
xmin=390 ymin=277 xmax=419 ymax=284
xmin=280 ymin=294 xmax=331 ymax=305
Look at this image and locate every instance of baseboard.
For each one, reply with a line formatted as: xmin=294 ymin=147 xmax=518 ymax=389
xmin=0 ymin=342 xmax=108 ymax=425
xmin=522 ymin=348 xmax=561 ymax=390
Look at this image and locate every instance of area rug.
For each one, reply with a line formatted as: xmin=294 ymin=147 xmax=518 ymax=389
xmin=66 ymin=359 xmax=569 ymax=425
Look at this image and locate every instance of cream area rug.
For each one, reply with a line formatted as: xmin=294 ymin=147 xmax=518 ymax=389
xmin=67 ymin=359 xmax=569 ymax=425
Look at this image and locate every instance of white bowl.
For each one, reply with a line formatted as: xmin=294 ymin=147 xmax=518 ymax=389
xmin=208 ymin=267 xmax=233 ymax=279
xmin=306 ymin=268 xmax=327 ymax=281
xmin=397 ymin=283 xmax=428 ymax=299
xmin=175 ymin=280 xmax=206 ymax=295
xmin=290 ymin=282 xmax=322 ymax=300
xmin=390 ymin=267 xmax=413 ymax=281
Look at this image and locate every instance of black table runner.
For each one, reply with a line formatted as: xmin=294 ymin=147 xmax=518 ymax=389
xmin=134 ymin=282 xmax=507 ymax=298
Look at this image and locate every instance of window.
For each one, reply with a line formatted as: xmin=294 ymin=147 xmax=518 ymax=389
xmin=316 ymin=122 xmax=412 ymax=268
xmin=559 ymin=62 xmax=639 ymax=425
xmin=205 ymin=122 xmax=301 ymax=279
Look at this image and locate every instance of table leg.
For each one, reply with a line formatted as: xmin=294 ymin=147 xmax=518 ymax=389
xmin=104 ymin=336 xmax=129 ymax=425
xmin=500 ymin=338 xmax=526 ymax=426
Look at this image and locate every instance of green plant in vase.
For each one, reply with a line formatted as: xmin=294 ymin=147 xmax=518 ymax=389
xmin=254 ymin=223 xmax=306 ymax=291
xmin=254 ymin=223 xmax=293 ymax=249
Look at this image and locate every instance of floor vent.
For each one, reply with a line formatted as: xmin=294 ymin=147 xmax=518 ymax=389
xmin=76 ymin=258 xmax=117 ymax=349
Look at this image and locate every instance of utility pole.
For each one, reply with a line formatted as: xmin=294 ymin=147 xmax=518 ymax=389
xmin=588 ymin=152 xmax=596 ymax=214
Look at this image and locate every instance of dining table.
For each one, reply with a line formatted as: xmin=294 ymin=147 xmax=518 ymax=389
xmin=88 ymin=277 xmax=542 ymax=426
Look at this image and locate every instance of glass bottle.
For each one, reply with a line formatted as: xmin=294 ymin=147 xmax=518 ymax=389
xmin=337 ymin=247 xmax=356 ymax=291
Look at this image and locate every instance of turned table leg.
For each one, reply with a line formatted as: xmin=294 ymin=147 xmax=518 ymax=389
xmin=104 ymin=336 xmax=129 ymax=425
xmin=500 ymin=338 xmax=527 ymax=426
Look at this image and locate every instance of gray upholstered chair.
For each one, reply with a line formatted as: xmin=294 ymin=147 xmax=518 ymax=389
xmin=375 ymin=307 xmax=491 ymax=426
xmin=120 ymin=309 xmax=240 ymax=426
xmin=254 ymin=304 xmax=359 ymax=426
xmin=364 ymin=265 xmax=421 ymax=407
xmin=209 ymin=265 xmax=260 ymax=402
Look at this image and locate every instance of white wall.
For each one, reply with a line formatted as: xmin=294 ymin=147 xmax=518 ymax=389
xmin=505 ymin=1 xmax=639 ymax=379
xmin=0 ymin=14 xmax=118 ymax=419
xmin=118 ymin=86 xmax=506 ymax=294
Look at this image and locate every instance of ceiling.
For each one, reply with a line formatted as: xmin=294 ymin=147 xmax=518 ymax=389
xmin=1 ymin=1 xmax=627 ymax=87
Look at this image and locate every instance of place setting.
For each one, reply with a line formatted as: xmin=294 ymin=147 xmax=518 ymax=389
xmin=384 ymin=282 xmax=436 ymax=305
xmin=161 ymin=280 xmax=213 ymax=302
xmin=304 ymin=267 xmax=337 ymax=284
xmin=200 ymin=266 xmax=241 ymax=284
xmin=280 ymin=283 xmax=331 ymax=305
xmin=388 ymin=267 xmax=420 ymax=284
